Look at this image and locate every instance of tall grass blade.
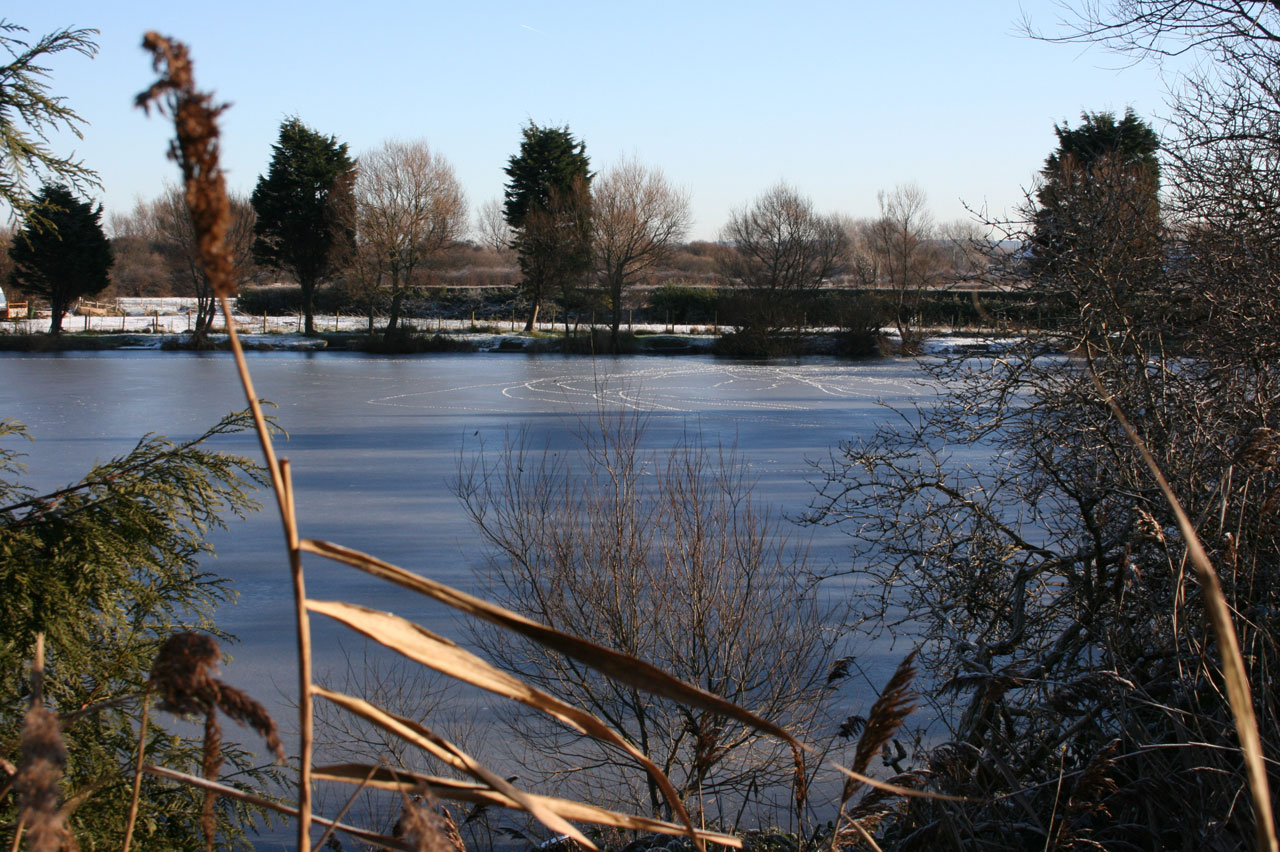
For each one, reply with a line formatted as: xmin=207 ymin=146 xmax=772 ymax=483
xmin=302 ymin=541 xmax=947 ymax=802
xmin=142 ymin=764 xmax=409 ymax=851
xmin=312 ymin=686 xmax=596 ymax=849
xmin=311 ymin=763 xmax=743 ymax=846
xmin=305 ymin=599 xmax=702 ymax=843
xmin=300 ymin=539 xmax=798 ymax=739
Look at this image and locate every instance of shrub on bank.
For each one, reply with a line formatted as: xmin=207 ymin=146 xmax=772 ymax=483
xmin=354 ymin=329 xmax=477 ymax=354
xmin=647 ymin=283 xmax=720 ymax=325
xmin=558 ymin=328 xmax=641 ymax=354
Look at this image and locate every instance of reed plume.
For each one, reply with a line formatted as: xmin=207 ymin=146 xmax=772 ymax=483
xmin=14 ymin=705 xmax=71 ymax=852
xmin=136 ymin=32 xmax=235 ymax=298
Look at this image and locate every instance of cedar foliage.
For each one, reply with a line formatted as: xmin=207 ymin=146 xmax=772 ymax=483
xmin=0 ymin=20 xmax=100 ymax=219
xmin=0 ymin=412 xmax=279 ymax=851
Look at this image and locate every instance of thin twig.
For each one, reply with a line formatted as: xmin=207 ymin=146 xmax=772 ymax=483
xmin=311 ymin=760 xmax=380 ymax=852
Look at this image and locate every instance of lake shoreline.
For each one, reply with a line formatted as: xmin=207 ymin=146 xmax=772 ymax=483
xmin=0 ymin=327 xmax=1026 ymax=358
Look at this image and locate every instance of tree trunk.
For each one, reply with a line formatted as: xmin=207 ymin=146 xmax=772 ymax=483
xmin=192 ymin=289 xmax=215 ymax=346
xmin=609 ymin=272 xmax=624 ymax=353
xmin=300 ymin=277 xmax=317 ymax=335
xmin=385 ymin=289 xmax=404 ymax=335
xmin=524 ymin=300 xmax=539 ymax=333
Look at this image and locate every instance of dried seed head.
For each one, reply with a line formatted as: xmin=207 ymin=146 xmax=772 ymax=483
xmin=149 ymin=632 xmax=285 ymax=763
xmin=212 ymin=682 xmax=285 ymax=764
xmin=137 ymin=33 xmax=236 ymax=298
xmin=1066 ymin=739 xmax=1121 ymax=820
xmin=1240 ymin=427 xmax=1280 ymax=471
xmin=16 ymin=705 xmax=71 ymax=852
xmin=395 ymin=794 xmax=463 ymax=852
xmin=844 ymin=650 xmax=917 ymax=803
xmin=150 ymin=631 xmax=220 ymax=716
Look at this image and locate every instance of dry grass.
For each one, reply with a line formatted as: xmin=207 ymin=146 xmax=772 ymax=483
xmin=1092 ymin=367 xmax=1278 ymax=852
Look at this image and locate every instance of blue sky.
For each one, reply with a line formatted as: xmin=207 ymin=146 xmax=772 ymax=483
xmin=14 ymin=1 xmax=1173 ymax=240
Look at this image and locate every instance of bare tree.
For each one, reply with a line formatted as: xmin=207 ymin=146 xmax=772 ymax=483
xmin=935 ymin=219 xmax=989 ymax=283
xmin=154 ymin=185 xmax=256 ymax=340
xmin=1024 ymin=0 xmax=1280 ymax=61
xmin=866 ymin=183 xmax=935 ymax=353
xmin=107 ymin=198 xmax=168 ymax=298
xmin=453 ymin=409 xmax=837 ymax=823
xmin=355 ymin=139 xmax=466 ymax=335
xmin=474 ymin=196 xmax=513 ymax=255
xmin=592 ymin=157 xmax=691 ymax=350
xmin=719 ymin=183 xmax=848 ymax=333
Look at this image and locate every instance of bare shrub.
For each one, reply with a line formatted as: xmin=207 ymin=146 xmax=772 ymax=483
xmin=454 ymin=407 xmax=837 ymax=824
xmin=719 ymin=184 xmax=848 ymax=333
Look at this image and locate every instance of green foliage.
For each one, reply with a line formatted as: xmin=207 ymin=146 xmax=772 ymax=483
xmin=502 ymin=122 xmax=592 ymax=228
xmin=0 ymin=411 xmax=279 ymax=851
xmin=251 ymin=117 xmax=356 ymax=334
xmin=503 ymin=122 xmax=593 ymax=329
xmin=1029 ymin=109 xmax=1163 ymax=289
xmin=647 ymin=283 xmax=719 ymax=324
xmin=0 ymin=20 xmax=100 ymax=220
xmin=8 ymin=183 xmax=112 ymax=334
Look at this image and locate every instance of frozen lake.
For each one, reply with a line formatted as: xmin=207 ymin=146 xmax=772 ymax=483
xmin=0 ymin=350 xmax=940 ymax=841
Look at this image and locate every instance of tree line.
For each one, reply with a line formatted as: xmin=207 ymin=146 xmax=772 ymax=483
xmin=2 ymin=48 xmax=990 ymax=348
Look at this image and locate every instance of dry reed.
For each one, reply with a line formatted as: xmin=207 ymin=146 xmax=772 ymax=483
xmin=14 ymin=706 xmax=69 ymax=852
xmin=1092 ymin=367 xmax=1278 ymax=852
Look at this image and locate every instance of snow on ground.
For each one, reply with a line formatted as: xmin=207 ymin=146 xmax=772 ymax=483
xmin=0 ymin=297 xmax=729 ymax=338
xmin=0 ymin=297 xmax=1021 ymax=354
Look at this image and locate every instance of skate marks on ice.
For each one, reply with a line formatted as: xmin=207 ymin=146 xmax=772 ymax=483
xmin=366 ymin=361 xmax=928 ymax=416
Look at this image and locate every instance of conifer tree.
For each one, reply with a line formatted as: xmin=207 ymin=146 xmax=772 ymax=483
xmin=0 ymin=20 xmax=100 ymax=219
xmin=8 ymin=183 xmax=112 ymax=335
xmin=503 ymin=122 xmax=592 ymax=331
xmin=1030 ymin=109 xmax=1162 ymax=281
xmin=251 ymin=118 xmax=356 ymax=335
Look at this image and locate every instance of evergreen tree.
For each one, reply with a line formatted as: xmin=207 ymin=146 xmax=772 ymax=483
xmin=8 ymin=183 xmax=112 ymax=335
xmin=251 ymin=118 xmax=356 ymax=335
xmin=0 ymin=411 xmax=279 ymax=851
xmin=1029 ymin=109 xmax=1162 ymax=283
xmin=503 ymin=122 xmax=592 ymax=331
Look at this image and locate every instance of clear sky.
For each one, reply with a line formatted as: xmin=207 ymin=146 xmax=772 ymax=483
xmin=13 ymin=1 xmax=1173 ymax=240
